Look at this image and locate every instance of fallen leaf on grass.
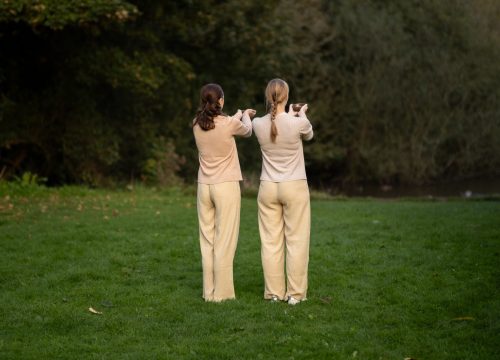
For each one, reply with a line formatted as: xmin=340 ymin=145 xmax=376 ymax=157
xmin=100 ymin=300 xmax=114 ymax=308
xmin=320 ymin=296 xmax=332 ymax=304
xmin=452 ymin=316 xmax=474 ymax=321
xmin=88 ymin=307 xmax=102 ymax=314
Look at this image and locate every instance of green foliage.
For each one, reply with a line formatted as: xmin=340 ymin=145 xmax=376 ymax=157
xmin=284 ymin=0 xmax=500 ymax=185
xmin=0 ymin=172 xmax=46 ymax=196
xmin=0 ymin=0 xmax=499 ymax=186
xmin=141 ymin=137 xmax=184 ymax=187
xmin=0 ymin=0 xmax=138 ymax=29
xmin=14 ymin=170 xmax=46 ymax=185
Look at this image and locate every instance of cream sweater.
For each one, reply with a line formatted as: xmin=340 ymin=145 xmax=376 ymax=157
xmin=194 ymin=114 xmax=252 ymax=184
xmin=252 ymin=112 xmax=313 ymax=182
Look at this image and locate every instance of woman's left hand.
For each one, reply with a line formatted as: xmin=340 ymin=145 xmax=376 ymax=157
xmin=243 ymin=109 xmax=257 ymax=119
xmin=233 ymin=109 xmax=243 ymax=120
xmin=288 ymin=104 xmax=298 ymax=116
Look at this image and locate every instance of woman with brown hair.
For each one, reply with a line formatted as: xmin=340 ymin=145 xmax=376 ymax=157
xmin=252 ymin=78 xmax=313 ymax=305
xmin=193 ymin=83 xmax=255 ymax=302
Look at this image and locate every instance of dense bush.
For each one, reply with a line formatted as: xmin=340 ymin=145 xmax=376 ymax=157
xmin=0 ymin=0 xmax=499 ymax=187
xmin=284 ymin=0 xmax=500 ymax=186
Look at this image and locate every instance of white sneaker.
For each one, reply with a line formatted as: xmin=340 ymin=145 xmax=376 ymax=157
xmin=270 ymin=295 xmax=280 ymax=302
xmin=287 ymin=297 xmax=301 ymax=305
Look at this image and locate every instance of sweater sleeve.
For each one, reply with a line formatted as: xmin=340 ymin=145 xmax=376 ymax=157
xmin=298 ymin=116 xmax=313 ymax=141
xmin=231 ymin=113 xmax=252 ymax=137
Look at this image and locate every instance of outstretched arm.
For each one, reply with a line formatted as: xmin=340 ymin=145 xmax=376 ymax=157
xmin=233 ymin=109 xmax=256 ymax=137
xmin=298 ymin=105 xmax=313 ymax=141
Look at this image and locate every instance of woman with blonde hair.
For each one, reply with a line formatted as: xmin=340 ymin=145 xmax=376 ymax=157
xmin=252 ymin=78 xmax=313 ymax=305
xmin=193 ymin=83 xmax=255 ymax=302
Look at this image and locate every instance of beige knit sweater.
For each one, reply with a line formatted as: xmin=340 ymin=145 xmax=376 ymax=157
xmin=252 ymin=112 xmax=313 ymax=182
xmin=193 ymin=114 xmax=252 ymax=184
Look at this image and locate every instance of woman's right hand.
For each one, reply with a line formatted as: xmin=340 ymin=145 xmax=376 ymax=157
xmin=298 ymin=104 xmax=308 ymax=117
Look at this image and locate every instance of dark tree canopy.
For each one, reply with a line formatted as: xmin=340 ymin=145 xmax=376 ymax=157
xmin=1 ymin=0 xmax=499 ymax=187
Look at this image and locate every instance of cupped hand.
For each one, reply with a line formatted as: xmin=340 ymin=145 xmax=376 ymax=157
xmin=233 ymin=109 xmax=243 ymax=120
xmin=298 ymin=104 xmax=308 ymax=117
xmin=244 ymin=109 xmax=257 ymax=119
xmin=288 ymin=104 xmax=298 ymax=116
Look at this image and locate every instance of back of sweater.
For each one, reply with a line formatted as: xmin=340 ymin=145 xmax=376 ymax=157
xmin=252 ymin=112 xmax=313 ymax=182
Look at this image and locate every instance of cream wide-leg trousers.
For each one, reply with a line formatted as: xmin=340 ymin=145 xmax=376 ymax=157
xmin=258 ymin=180 xmax=311 ymax=300
xmin=197 ymin=181 xmax=241 ymax=302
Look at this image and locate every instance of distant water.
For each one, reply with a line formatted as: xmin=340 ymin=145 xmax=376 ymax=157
xmin=331 ymin=178 xmax=500 ymax=198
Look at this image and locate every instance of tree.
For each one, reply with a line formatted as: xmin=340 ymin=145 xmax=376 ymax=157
xmin=284 ymin=0 xmax=500 ymax=186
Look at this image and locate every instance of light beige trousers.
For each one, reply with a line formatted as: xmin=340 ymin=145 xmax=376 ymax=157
xmin=258 ymin=180 xmax=311 ymax=300
xmin=197 ymin=181 xmax=241 ymax=302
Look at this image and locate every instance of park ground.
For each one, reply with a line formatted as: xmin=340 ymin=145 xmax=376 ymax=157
xmin=0 ymin=184 xmax=499 ymax=359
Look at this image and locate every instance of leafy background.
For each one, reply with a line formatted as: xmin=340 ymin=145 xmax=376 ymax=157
xmin=1 ymin=0 xmax=499 ymax=188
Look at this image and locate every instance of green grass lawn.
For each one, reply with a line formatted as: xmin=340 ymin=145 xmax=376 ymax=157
xmin=0 ymin=184 xmax=499 ymax=359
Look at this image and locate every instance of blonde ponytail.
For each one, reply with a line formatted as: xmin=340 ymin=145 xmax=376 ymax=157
xmin=270 ymin=101 xmax=278 ymax=142
xmin=265 ymin=79 xmax=289 ymax=143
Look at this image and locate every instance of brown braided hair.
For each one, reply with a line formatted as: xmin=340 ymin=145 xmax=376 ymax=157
xmin=265 ymin=79 xmax=289 ymax=142
xmin=193 ymin=83 xmax=225 ymax=131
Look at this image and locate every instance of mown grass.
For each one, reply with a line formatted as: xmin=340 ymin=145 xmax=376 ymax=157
xmin=0 ymin=183 xmax=499 ymax=359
